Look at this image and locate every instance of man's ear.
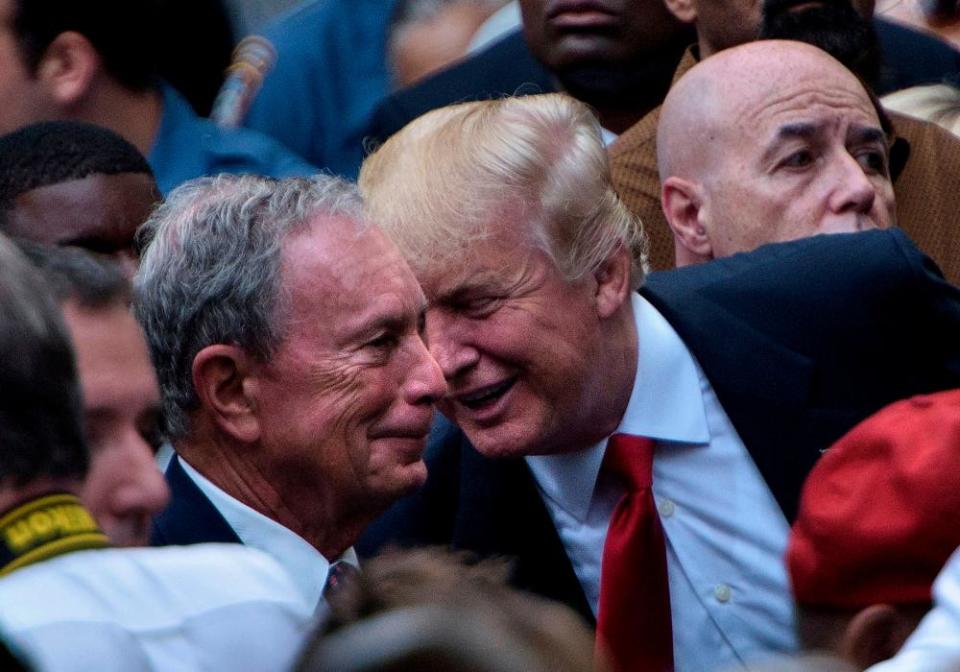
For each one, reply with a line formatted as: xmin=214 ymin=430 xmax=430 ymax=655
xmin=664 ymin=0 xmax=698 ymax=24
xmin=661 ymin=176 xmax=713 ymax=265
xmin=841 ymin=604 xmax=915 ymax=669
xmin=593 ymin=244 xmax=632 ymax=319
xmin=192 ymin=345 xmax=261 ymax=444
xmin=34 ymin=31 xmax=99 ymax=108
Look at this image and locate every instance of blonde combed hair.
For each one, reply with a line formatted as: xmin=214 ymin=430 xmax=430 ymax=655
xmin=359 ymin=93 xmax=647 ymax=288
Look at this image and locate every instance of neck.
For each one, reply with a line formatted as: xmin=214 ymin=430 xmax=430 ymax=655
xmin=698 ymin=37 xmax=720 ymax=59
xmin=565 ymin=301 xmax=639 ymax=452
xmin=177 ymin=429 xmax=370 ymax=559
xmin=73 ymin=77 xmax=163 ymax=157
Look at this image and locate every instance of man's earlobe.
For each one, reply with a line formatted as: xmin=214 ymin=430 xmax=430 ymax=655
xmin=662 ymin=177 xmax=713 ymax=265
xmin=192 ymin=345 xmax=261 ymax=444
xmin=841 ymin=603 xmax=914 ymax=669
xmin=594 ymin=245 xmax=632 ymax=319
xmin=35 ymin=31 xmax=99 ymax=107
xmin=663 ymin=0 xmax=698 ymax=24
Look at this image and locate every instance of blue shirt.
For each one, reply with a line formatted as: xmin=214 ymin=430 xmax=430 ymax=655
xmin=241 ymin=0 xmax=399 ymax=178
xmin=149 ymin=84 xmax=316 ymax=195
xmin=526 ymin=294 xmax=797 ymax=671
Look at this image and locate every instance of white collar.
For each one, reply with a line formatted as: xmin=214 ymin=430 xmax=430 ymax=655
xmin=178 ymin=457 xmax=358 ymax=606
xmin=601 ymin=126 xmax=618 ymax=147
xmin=525 ymin=293 xmax=710 ymax=522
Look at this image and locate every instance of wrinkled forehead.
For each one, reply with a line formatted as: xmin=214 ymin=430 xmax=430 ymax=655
xmin=720 ymin=57 xmax=880 ymax=136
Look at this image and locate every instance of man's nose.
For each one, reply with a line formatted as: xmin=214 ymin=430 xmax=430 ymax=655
xmin=405 ymin=334 xmax=447 ymax=404
xmin=116 ymin=436 xmax=170 ymax=517
xmin=827 ymin=153 xmax=878 ymax=221
xmin=424 ymin=313 xmax=479 ymax=382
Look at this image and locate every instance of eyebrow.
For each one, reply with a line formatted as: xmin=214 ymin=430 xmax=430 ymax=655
xmin=760 ymin=122 xmax=820 ymax=165
xmin=761 ymin=121 xmax=887 ymax=164
xmin=351 ymin=299 xmax=427 ymax=340
xmin=776 ymin=122 xmax=819 ymax=141
xmin=847 ymin=126 xmax=887 ymax=146
xmin=433 ymin=272 xmax=501 ymax=305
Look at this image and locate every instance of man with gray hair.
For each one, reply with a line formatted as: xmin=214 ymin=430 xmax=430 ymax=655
xmin=136 ymin=174 xmax=446 ymax=608
xmin=0 ymin=233 xmax=317 ymax=672
xmin=357 ymin=93 xmax=960 ymax=672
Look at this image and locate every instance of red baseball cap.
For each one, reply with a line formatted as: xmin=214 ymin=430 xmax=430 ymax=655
xmin=788 ymin=389 xmax=960 ymax=609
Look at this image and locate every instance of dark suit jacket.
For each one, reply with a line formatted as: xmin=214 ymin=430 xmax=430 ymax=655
xmin=359 ymin=228 xmax=960 ymax=622
xmin=150 ymin=456 xmax=241 ymax=546
xmin=875 ymin=18 xmax=960 ymax=95
xmin=363 ymin=31 xmax=556 ymax=146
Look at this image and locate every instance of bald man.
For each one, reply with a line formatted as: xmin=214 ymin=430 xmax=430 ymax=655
xmin=609 ymin=0 xmax=960 ymax=283
xmin=657 ymin=41 xmax=896 ymax=265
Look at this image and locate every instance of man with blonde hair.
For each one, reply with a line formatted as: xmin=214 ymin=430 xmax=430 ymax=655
xmin=357 ymin=92 xmax=960 ymax=671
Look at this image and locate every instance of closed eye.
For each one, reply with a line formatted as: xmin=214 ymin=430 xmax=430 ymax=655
xmin=366 ymin=332 xmax=399 ymax=350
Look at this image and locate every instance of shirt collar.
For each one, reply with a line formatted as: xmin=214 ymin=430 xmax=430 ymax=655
xmin=178 ymin=458 xmax=357 ymax=605
xmin=525 ymin=294 xmax=709 ymax=522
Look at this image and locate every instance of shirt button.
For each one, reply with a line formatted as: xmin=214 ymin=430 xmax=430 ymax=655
xmin=714 ymin=584 xmax=732 ymax=603
xmin=658 ymin=499 xmax=676 ymax=518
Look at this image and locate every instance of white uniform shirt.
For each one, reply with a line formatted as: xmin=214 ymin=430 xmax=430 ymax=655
xmin=0 ymin=544 xmax=315 ymax=672
xmin=526 ymin=294 xmax=798 ymax=671
xmin=179 ymin=458 xmax=358 ymax=609
xmin=868 ymin=547 xmax=960 ymax=672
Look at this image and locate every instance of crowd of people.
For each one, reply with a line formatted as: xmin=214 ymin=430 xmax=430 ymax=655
xmin=0 ymin=0 xmax=959 ymax=671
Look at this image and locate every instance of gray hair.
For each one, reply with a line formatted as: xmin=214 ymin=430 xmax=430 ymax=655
xmin=133 ymin=174 xmax=365 ymax=441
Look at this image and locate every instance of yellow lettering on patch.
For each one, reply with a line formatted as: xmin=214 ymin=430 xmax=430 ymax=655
xmin=4 ymin=520 xmax=34 ymax=553
xmin=1 ymin=501 xmax=101 ymax=556
xmin=28 ymin=512 xmax=54 ymax=537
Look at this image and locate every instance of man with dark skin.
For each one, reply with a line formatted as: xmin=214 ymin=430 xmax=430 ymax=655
xmin=0 ymin=122 xmax=159 ymax=272
xmin=516 ymin=0 xmax=692 ymax=134
xmin=366 ymin=0 xmax=694 ymax=142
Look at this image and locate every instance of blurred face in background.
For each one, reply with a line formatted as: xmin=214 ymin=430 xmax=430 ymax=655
xmin=65 ymin=301 xmax=169 ymax=547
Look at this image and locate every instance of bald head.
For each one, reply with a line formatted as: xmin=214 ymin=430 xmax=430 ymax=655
xmin=659 ymin=41 xmax=873 ymax=179
xmin=657 ymin=41 xmax=896 ymax=266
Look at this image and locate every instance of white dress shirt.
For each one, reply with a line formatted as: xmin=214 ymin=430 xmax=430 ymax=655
xmin=526 ymin=294 xmax=798 ymax=671
xmin=179 ymin=458 xmax=358 ymax=609
xmin=0 ymin=544 xmax=315 ymax=672
xmin=867 ymin=547 xmax=960 ymax=672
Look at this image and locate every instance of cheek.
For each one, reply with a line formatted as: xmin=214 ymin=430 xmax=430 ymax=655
xmin=878 ymin=184 xmax=897 ymax=226
xmin=295 ymin=356 xmax=394 ymax=456
xmin=82 ymin=449 xmax=124 ymax=514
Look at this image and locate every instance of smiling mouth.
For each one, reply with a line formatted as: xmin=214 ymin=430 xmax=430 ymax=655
xmin=457 ymin=378 xmax=517 ymax=409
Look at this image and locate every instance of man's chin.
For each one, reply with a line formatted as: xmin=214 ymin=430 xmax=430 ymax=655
xmin=103 ymin=520 xmax=151 ymax=548
xmin=372 ymin=461 xmax=429 ymax=501
xmin=462 ymin=423 xmax=544 ymax=459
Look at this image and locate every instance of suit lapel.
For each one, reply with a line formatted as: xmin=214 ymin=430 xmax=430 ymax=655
xmin=150 ymin=455 xmax=242 ymax=546
xmin=453 ymin=443 xmax=595 ymax=624
xmin=642 ymin=274 xmax=820 ymax=522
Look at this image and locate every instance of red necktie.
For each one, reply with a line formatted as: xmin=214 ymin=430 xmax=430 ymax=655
xmin=596 ymin=433 xmax=674 ymax=672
